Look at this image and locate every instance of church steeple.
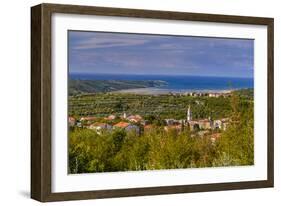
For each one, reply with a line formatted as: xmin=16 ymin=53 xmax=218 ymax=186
xmin=123 ymin=112 xmax=127 ymax=119
xmin=187 ymin=105 xmax=192 ymax=121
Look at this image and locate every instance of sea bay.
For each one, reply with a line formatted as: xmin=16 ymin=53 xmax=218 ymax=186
xmin=70 ymin=73 xmax=253 ymax=94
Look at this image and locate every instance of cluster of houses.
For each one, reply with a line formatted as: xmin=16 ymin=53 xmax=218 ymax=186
xmin=88 ymin=122 xmax=140 ymax=135
xmin=163 ymin=106 xmax=229 ymax=133
xmin=163 ymin=118 xmax=229 ymax=132
xmin=69 ymin=105 xmax=230 ymax=138
xmin=183 ymin=91 xmax=231 ymax=98
xmin=69 ymin=113 xmax=141 ymax=135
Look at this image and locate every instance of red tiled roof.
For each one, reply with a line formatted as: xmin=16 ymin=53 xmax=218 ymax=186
xmin=80 ymin=116 xmax=96 ymax=121
xmin=114 ymin=122 xmax=130 ymax=128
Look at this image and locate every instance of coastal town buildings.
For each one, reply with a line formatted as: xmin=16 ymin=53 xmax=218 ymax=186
xmin=127 ymin=114 xmax=142 ymax=123
xmin=183 ymin=91 xmax=231 ymax=98
xmin=164 ymin=125 xmax=182 ymax=132
xmin=198 ymin=119 xmax=212 ymax=130
xmin=185 ymin=107 xmax=230 ymax=131
xmin=70 ymin=105 xmax=230 ymax=141
xmin=88 ymin=123 xmax=112 ymax=134
xmin=113 ymin=121 xmax=140 ymax=134
xmin=165 ymin=119 xmax=175 ymax=126
xmin=68 ymin=116 xmax=76 ymax=127
xmin=104 ymin=115 xmax=116 ymax=121
xmin=80 ymin=116 xmax=96 ymax=122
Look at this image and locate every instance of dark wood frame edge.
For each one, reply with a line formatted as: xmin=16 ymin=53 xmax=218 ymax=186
xmin=31 ymin=3 xmax=274 ymax=202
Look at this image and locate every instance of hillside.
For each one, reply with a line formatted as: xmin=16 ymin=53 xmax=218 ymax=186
xmin=69 ymin=79 xmax=168 ymax=95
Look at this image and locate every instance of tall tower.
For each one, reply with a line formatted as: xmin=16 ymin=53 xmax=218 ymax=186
xmin=187 ymin=105 xmax=192 ymax=121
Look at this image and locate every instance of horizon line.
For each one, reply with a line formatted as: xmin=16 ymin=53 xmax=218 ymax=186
xmin=69 ymin=72 xmax=253 ymax=79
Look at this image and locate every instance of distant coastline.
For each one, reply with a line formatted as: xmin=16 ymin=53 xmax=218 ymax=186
xmin=69 ymin=73 xmax=253 ymax=95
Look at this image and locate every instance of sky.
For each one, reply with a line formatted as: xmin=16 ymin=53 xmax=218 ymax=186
xmin=68 ymin=31 xmax=254 ymax=78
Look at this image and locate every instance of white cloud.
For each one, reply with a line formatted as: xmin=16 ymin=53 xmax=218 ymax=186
xmin=74 ymin=37 xmax=148 ymax=49
xmin=72 ymin=32 xmax=164 ymax=50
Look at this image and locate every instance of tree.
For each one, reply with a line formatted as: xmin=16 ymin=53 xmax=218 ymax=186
xmin=112 ymin=129 xmax=126 ymax=152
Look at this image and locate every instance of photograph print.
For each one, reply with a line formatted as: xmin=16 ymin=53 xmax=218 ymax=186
xmin=68 ymin=30 xmax=254 ymax=174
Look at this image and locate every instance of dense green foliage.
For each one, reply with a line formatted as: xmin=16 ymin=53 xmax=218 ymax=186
xmin=69 ymin=79 xmax=167 ymax=95
xmin=213 ymin=93 xmax=254 ymax=166
xmin=69 ymin=91 xmax=254 ymax=173
xmin=69 ymin=93 xmax=235 ymax=120
xmin=233 ymin=88 xmax=254 ymax=99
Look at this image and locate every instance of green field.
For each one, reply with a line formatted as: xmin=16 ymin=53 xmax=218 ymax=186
xmin=69 ymin=89 xmax=253 ymax=120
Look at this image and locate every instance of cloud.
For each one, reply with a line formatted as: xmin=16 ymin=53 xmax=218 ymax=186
xmin=68 ymin=31 xmax=254 ymax=77
xmin=70 ymin=32 xmax=164 ymax=50
xmin=73 ymin=37 xmax=148 ymax=50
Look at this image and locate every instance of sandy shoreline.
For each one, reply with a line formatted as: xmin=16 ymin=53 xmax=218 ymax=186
xmin=112 ymin=87 xmax=234 ymax=95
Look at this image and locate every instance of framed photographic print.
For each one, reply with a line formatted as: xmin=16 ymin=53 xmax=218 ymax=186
xmin=31 ymin=3 xmax=274 ymax=202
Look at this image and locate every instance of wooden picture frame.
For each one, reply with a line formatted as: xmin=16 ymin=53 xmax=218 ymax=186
xmin=31 ymin=3 xmax=274 ymax=202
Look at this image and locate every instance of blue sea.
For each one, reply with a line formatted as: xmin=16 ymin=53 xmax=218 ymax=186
xmin=70 ymin=73 xmax=253 ymax=93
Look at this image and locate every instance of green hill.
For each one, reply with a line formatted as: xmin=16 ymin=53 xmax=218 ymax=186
xmin=69 ymin=79 xmax=167 ymax=95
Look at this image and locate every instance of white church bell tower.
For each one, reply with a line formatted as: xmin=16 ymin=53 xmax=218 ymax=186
xmin=187 ymin=105 xmax=192 ymax=121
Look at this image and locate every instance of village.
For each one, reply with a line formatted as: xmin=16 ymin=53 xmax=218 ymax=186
xmin=179 ymin=91 xmax=231 ymax=98
xmin=69 ymin=105 xmax=231 ymax=142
